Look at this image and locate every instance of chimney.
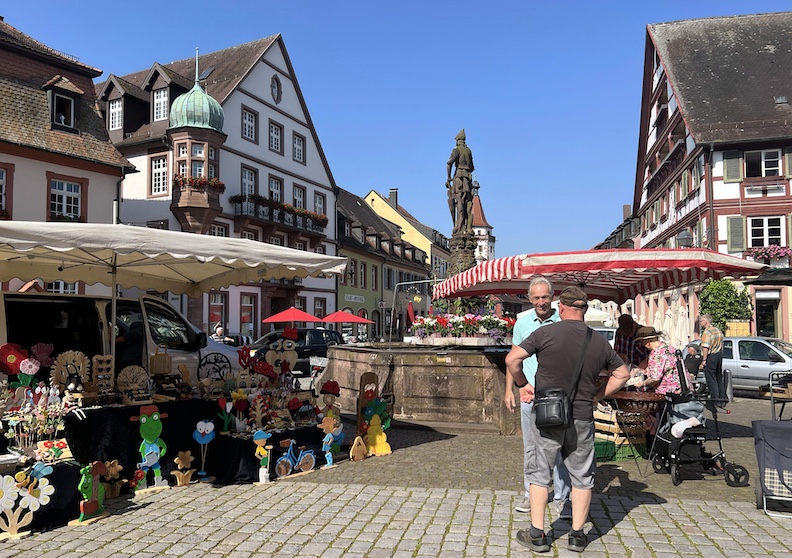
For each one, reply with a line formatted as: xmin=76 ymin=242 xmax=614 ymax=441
xmin=388 ymin=188 xmax=398 ymax=209
xmin=622 ymin=204 xmax=632 ymax=220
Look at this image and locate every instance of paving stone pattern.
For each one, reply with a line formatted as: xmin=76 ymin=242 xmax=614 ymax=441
xmin=1 ymin=397 xmax=790 ymax=557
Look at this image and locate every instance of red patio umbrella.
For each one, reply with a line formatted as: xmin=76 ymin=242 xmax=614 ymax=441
xmin=432 ymin=248 xmax=766 ymax=303
xmin=262 ymin=306 xmax=322 ymax=323
xmin=322 ymin=310 xmax=374 ymax=324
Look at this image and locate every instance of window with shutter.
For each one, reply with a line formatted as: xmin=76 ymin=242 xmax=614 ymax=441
xmin=785 ymin=147 xmax=792 ymax=179
xmin=680 ymin=170 xmax=689 ymax=198
xmin=723 ymin=151 xmax=743 ymax=183
xmin=726 ymin=216 xmax=746 ymax=252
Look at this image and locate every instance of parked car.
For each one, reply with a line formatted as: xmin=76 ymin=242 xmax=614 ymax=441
xmin=250 ymin=328 xmax=344 ymax=373
xmin=688 ymin=336 xmax=792 ymax=392
xmin=593 ymin=327 xmax=616 ymax=348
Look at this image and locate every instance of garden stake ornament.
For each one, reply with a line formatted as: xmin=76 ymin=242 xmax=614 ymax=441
xmin=130 ymin=405 xmax=169 ymax=490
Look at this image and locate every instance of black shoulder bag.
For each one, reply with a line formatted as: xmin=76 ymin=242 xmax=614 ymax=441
xmin=534 ymin=327 xmax=593 ymax=430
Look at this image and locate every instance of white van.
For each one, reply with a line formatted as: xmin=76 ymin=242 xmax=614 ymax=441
xmin=0 ymin=292 xmax=239 ymax=386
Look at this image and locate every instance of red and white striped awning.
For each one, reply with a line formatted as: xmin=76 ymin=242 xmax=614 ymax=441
xmin=433 ymin=249 xmax=766 ymax=303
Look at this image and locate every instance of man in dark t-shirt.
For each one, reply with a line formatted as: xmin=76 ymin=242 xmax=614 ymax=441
xmin=506 ymin=286 xmax=629 ymax=553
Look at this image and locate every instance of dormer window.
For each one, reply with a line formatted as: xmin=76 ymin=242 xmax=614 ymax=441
xmin=108 ymin=99 xmax=122 ymax=130
xmin=53 ymin=94 xmax=75 ymax=128
xmin=153 ymin=88 xmax=168 ymax=121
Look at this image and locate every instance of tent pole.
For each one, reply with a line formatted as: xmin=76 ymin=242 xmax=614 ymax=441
xmin=111 ymin=254 xmax=118 ymax=367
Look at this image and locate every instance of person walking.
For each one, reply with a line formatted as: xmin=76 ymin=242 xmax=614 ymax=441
xmin=503 ymin=277 xmax=572 ymax=519
xmin=506 ymin=286 xmax=629 ymax=553
xmin=698 ymin=314 xmax=728 ymax=410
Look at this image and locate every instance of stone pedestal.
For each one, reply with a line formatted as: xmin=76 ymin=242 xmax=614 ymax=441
xmin=449 ymin=233 xmax=477 ymax=275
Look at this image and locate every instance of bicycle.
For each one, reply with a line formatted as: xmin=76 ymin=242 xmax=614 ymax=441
xmin=274 ymin=438 xmax=315 ymax=477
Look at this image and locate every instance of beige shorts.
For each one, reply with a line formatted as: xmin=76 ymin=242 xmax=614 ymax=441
xmin=525 ymin=413 xmax=596 ymax=490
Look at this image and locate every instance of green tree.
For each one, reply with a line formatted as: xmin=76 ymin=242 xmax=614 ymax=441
xmin=698 ymin=279 xmax=753 ymax=332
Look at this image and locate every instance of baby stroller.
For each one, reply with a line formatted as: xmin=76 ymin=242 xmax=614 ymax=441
xmin=649 ymin=350 xmax=750 ymax=487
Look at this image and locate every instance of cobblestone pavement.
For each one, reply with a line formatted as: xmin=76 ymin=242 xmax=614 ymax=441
xmin=1 ymin=396 xmax=790 ymax=557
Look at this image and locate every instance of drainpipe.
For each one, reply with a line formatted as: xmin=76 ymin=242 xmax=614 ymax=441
xmin=706 ymin=144 xmax=715 ymax=249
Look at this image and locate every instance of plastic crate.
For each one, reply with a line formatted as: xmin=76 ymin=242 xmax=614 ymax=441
xmin=615 ymin=443 xmax=646 ymax=461
xmin=594 ymin=440 xmax=616 ymax=462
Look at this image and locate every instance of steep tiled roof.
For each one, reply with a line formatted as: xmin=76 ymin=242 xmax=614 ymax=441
xmin=109 ymin=36 xmax=279 ymax=105
xmin=0 ymin=77 xmax=131 ymax=169
xmin=337 ymin=188 xmax=427 ymax=270
xmin=0 ymin=18 xmax=130 ymax=170
xmin=650 ymin=12 xmax=792 ymax=144
xmin=471 ymin=195 xmax=490 ymax=228
xmin=97 ymin=75 xmax=148 ymax=103
xmin=0 ymin=19 xmax=100 ymax=76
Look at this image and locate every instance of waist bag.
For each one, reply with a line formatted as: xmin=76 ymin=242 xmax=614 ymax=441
xmin=534 ymin=327 xmax=592 ymax=430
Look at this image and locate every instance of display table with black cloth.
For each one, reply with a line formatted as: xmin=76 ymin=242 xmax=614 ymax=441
xmin=63 ymin=400 xmax=323 ymax=485
xmin=28 ymin=461 xmax=82 ymax=531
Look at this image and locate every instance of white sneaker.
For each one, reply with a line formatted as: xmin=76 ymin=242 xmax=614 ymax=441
xmin=555 ymin=499 xmax=573 ymax=519
xmin=515 ymin=496 xmax=531 ymax=513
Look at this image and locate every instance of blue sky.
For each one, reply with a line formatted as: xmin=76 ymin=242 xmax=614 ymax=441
xmin=4 ymin=2 xmax=791 ymax=258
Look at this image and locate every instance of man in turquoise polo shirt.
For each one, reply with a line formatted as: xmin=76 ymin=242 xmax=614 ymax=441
xmin=504 ymin=276 xmax=572 ymax=519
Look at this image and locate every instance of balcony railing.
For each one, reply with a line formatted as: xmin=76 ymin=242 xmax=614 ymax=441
xmin=232 ymin=201 xmax=326 ymax=234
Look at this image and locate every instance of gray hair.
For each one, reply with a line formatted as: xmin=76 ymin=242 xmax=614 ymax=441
xmin=699 ymin=314 xmax=712 ymax=325
xmin=528 ymin=276 xmax=553 ymax=295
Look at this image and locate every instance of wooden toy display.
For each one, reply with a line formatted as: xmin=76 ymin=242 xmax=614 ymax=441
xmin=274 ymin=438 xmax=315 ymax=478
xmin=253 ymin=430 xmax=273 ymax=483
xmin=35 ymin=438 xmax=72 ymax=463
xmin=192 ymin=420 xmax=216 ymax=482
xmin=171 ymin=451 xmax=196 ymax=486
xmin=100 ymin=459 xmax=127 ymax=499
xmin=0 ymin=463 xmax=55 ymax=540
xmin=117 ymin=366 xmax=153 ymax=405
xmin=90 ymin=354 xmax=116 ymax=405
xmin=349 ymin=436 xmax=367 ymax=462
xmin=68 ymin=461 xmax=110 ymax=525
xmin=50 ymin=350 xmax=91 ymax=395
xmin=130 ymin=405 xmax=169 ymax=491
xmin=357 ymin=373 xmax=392 ymax=457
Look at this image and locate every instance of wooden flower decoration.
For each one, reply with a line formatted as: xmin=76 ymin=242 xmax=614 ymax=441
xmin=51 ymin=350 xmax=91 ymax=392
xmin=103 ymin=460 xmax=123 ymax=481
xmin=174 ymin=451 xmax=194 ymax=470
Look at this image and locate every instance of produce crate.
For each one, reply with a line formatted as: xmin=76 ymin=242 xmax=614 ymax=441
xmin=594 ymin=440 xmax=616 ymax=462
xmin=594 ymin=407 xmax=646 ymax=445
xmin=615 ymin=442 xmax=646 ymax=461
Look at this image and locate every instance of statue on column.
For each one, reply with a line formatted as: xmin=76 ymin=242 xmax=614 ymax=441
xmin=446 ymin=129 xmax=475 ymax=235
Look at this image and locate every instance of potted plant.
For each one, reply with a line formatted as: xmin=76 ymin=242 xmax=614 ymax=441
xmin=228 ymin=194 xmax=248 ymax=204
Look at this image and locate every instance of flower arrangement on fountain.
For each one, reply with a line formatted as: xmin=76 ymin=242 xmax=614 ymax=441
xmin=410 ymin=313 xmax=516 ymax=343
xmin=743 ymin=245 xmax=792 ymax=261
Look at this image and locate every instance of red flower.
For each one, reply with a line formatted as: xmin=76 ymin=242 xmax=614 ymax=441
xmin=217 ymin=397 xmax=227 ymax=410
xmin=287 ymin=397 xmax=302 ymax=411
xmin=0 ymin=343 xmax=28 ymax=375
xmin=234 ymin=398 xmax=249 ymax=412
xmin=129 ymin=480 xmax=138 ymax=489
xmin=436 ymin=317 xmax=449 ymax=328
xmin=134 ymin=469 xmax=146 ymax=481
xmin=43 ymin=440 xmax=55 ymax=449
xmin=55 ymin=440 xmax=68 ymax=449
xmin=253 ymin=360 xmax=276 ymax=380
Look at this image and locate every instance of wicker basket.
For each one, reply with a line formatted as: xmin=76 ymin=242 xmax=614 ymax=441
xmin=606 ymin=391 xmax=666 ymax=415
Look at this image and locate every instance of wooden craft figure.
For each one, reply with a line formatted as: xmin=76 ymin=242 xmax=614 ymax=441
xmin=364 ymin=414 xmax=392 ymax=456
xmin=171 ymin=451 xmax=196 ymax=486
xmin=252 ymin=430 xmax=273 ymax=483
xmin=317 ymin=416 xmax=340 ymax=468
xmin=75 ymin=462 xmax=108 ymax=523
xmin=117 ymin=366 xmax=153 ymax=405
xmin=130 ymin=405 xmax=169 ymax=489
xmin=100 ymin=459 xmax=127 ymax=499
xmin=356 ymin=372 xmax=379 ymax=436
xmin=263 ymin=327 xmax=299 ymax=385
xmin=192 ymin=420 xmax=215 ymax=481
xmin=0 ymin=466 xmax=55 ymax=540
xmin=319 ymin=380 xmax=341 ymax=420
xmin=250 ymin=394 xmax=271 ymax=429
xmin=349 ymin=436 xmax=367 ymax=462
xmin=51 ymin=350 xmax=91 ymax=395
xmin=216 ymin=397 xmax=234 ymax=434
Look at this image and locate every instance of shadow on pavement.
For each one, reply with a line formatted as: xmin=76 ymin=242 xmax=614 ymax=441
xmin=579 ymin=464 xmax=668 ymax=542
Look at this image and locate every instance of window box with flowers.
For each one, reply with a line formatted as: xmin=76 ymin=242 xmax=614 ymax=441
xmin=173 ymin=174 xmax=226 ymax=193
xmin=409 ymin=313 xmax=515 ymax=346
xmin=744 ymin=245 xmax=792 ymax=267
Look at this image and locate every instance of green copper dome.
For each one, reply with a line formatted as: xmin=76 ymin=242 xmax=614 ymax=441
xmin=169 ymin=81 xmax=224 ymax=132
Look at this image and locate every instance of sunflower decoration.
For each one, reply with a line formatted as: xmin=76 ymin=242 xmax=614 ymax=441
xmin=51 ymin=350 xmax=91 ymax=394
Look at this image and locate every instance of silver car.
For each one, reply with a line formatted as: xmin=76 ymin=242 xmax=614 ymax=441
xmin=691 ymin=336 xmax=792 ymax=391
